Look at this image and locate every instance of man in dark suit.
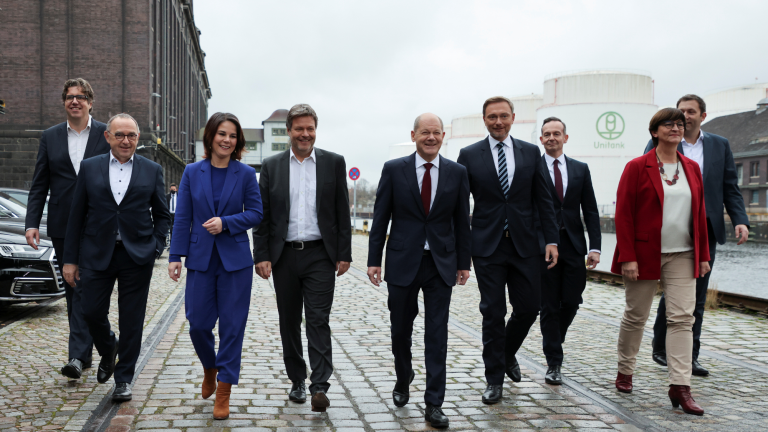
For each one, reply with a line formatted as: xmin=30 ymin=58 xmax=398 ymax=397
xmin=644 ymin=94 xmax=750 ymax=377
xmin=63 ymin=113 xmax=170 ymax=402
xmin=368 ymin=113 xmax=471 ymax=429
xmin=166 ymin=183 xmax=178 ymax=243
xmin=253 ymin=104 xmax=352 ymax=413
xmin=457 ymin=96 xmax=559 ymax=404
xmin=24 ymin=78 xmax=110 ymax=380
xmin=535 ymin=117 xmax=601 ymax=385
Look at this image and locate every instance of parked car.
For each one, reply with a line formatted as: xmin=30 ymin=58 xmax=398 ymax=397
xmin=0 ymin=188 xmax=48 ymax=216
xmin=0 ymin=191 xmax=48 ymax=229
xmin=0 ymin=217 xmax=64 ymax=303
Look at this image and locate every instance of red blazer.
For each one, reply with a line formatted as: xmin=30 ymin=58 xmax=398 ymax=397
xmin=611 ymin=148 xmax=710 ymax=280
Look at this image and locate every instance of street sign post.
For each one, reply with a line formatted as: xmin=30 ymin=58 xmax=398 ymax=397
xmin=349 ymin=168 xmax=360 ymax=231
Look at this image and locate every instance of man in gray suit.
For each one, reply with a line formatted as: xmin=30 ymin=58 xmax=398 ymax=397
xmin=253 ymin=104 xmax=352 ymax=413
xmin=644 ymin=94 xmax=750 ymax=377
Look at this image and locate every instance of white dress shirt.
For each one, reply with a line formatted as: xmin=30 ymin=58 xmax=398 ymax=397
xmin=415 ymin=152 xmax=439 ymax=250
xmin=681 ymin=131 xmax=705 ymax=177
xmin=544 ymin=153 xmax=568 ymax=198
xmin=67 ymin=115 xmax=92 ymax=174
xmin=169 ymin=193 xmax=177 ymax=214
xmin=287 ymin=148 xmax=322 ymax=242
xmin=488 ymin=134 xmax=515 ymax=187
xmin=109 ymin=152 xmax=134 ymax=240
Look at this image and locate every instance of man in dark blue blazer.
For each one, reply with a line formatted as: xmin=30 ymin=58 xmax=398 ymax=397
xmin=457 ymin=96 xmax=559 ymax=404
xmin=534 ymin=117 xmax=601 ymax=385
xmin=643 ymin=95 xmax=749 ymax=377
xmin=24 ymin=78 xmax=110 ymax=380
xmin=63 ymin=114 xmax=170 ymax=402
xmin=368 ymin=113 xmax=470 ymax=429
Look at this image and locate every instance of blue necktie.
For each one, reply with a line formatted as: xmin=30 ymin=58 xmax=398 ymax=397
xmin=497 ymin=143 xmax=509 ymax=232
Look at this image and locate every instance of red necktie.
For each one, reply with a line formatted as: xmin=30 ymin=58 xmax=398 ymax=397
xmin=553 ymin=159 xmax=564 ymax=202
xmin=422 ymin=163 xmax=433 ymax=216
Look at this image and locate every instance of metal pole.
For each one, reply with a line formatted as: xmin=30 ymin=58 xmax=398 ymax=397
xmin=353 ymin=180 xmax=357 ymax=233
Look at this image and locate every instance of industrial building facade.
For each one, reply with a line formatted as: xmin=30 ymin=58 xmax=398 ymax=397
xmin=0 ymin=0 xmax=211 ymax=189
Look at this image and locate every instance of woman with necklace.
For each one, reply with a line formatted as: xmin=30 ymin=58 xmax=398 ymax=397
xmin=167 ymin=112 xmax=263 ymax=420
xmin=611 ymin=108 xmax=710 ymax=416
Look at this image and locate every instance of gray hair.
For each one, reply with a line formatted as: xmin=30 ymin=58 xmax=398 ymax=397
xmin=106 ymin=113 xmax=140 ymax=132
xmin=286 ymin=104 xmax=318 ymax=130
xmin=413 ymin=114 xmax=444 ymax=132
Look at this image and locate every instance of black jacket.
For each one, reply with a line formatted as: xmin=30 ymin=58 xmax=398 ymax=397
xmin=643 ymin=131 xmax=749 ymax=245
xmin=253 ymin=147 xmax=352 ymax=265
xmin=64 ymin=154 xmax=170 ymax=270
xmin=457 ymin=137 xmax=559 ymax=258
xmin=367 ymin=153 xmax=471 ymax=287
xmin=25 ymin=120 xmax=110 ymax=237
xmin=535 ymin=154 xmax=601 ymax=255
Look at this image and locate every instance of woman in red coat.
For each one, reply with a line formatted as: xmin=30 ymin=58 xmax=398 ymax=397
xmin=611 ymin=108 xmax=710 ymax=416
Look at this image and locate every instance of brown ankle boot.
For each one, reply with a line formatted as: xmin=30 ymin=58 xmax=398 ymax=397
xmin=615 ymin=372 xmax=633 ymax=393
xmin=669 ymin=385 xmax=704 ymax=416
xmin=202 ymin=368 xmax=218 ymax=399
xmin=213 ymin=381 xmax=231 ymax=420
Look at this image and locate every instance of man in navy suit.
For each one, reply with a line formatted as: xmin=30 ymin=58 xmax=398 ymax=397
xmin=368 ymin=113 xmax=470 ymax=429
xmin=457 ymin=96 xmax=559 ymax=404
xmin=535 ymin=117 xmax=601 ymax=385
xmin=63 ymin=113 xmax=170 ymax=402
xmin=24 ymin=78 xmax=110 ymax=380
xmin=643 ymin=94 xmax=749 ymax=377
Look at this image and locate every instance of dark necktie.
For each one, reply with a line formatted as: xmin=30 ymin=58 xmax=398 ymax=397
xmin=421 ymin=163 xmax=433 ymax=217
xmin=553 ymin=159 xmax=564 ymax=202
xmin=496 ymin=143 xmax=509 ymax=231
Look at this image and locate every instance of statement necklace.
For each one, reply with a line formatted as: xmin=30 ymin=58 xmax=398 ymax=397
xmin=657 ymin=154 xmax=680 ymax=186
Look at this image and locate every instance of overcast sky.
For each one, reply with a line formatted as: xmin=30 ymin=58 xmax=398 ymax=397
xmin=195 ymin=0 xmax=768 ymax=185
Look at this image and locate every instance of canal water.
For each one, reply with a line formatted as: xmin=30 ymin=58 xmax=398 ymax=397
xmin=597 ymin=233 xmax=768 ymax=299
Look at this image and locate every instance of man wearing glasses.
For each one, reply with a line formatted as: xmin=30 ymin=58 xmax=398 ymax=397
xmin=25 ymin=78 xmax=110 ymax=380
xmin=63 ymin=113 xmax=170 ymax=401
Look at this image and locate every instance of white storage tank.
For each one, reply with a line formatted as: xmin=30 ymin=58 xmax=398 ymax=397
xmin=535 ymin=70 xmax=659 ymax=210
xmin=704 ymin=83 xmax=768 ymax=121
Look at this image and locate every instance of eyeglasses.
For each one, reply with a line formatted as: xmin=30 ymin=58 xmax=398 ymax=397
xmin=108 ymin=131 xmax=139 ymax=142
xmin=65 ymin=95 xmax=89 ymax=102
xmin=660 ymin=121 xmax=685 ymax=130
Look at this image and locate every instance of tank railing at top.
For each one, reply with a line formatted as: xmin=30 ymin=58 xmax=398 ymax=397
xmin=543 ymin=68 xmax=653 ymax=80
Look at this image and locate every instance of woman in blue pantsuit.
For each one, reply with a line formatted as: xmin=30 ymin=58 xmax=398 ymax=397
xmin=168 ymin=112 xmax=263 ymax=420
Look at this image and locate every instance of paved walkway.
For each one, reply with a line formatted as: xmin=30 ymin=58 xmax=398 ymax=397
xmin=1 ymin=235 xmax=767 ymax=431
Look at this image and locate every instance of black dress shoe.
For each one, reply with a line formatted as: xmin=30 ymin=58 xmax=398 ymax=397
xmin=482 ymin=384 xmax=502 ymax=404
xmin=82 ymin=360 xmax=93 ymax=369
xmin=311 ymin=391 xmax=330 ymax=412
xmin=505 ymin=355 xmax=522 ymax=382
xmin=61 ymin=359 xmax=83 ymax=379
xmin=112 ymin=382 xmax=132 ymax=402
xmin=289 ymin=381 xmax=307 ymax=403
xmin=652 ymin=351 xmax=668 ymax=367
xmin=545 ymin=365 xmax=563 ymax=385
xmin=97 ymin=338 xmax=119 ymax=384
xmin=425 ymin=404 xmax=449 ymax=429
xmin=691 ymin=359 xmax=709 ymax=376
xmin=393 ymin=369 xmax=414 ymax=407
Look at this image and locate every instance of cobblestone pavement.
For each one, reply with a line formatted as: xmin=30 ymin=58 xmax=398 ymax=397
xmin=2 ymin=236 xmax=767 ymax=431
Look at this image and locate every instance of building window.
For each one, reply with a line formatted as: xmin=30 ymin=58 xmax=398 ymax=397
xmin=246 ymin=141 xmax=258 ymax=150
xmin=737 ymin=164 xmax=743 ymax=184
xmin=750 ymin=190 xmax=759 ymax=204
xmin=750 ymin=161 xmax=760 ymax=178
xmin=272 ymin=143 xmax=289 ymax=151
xmin=272 ymin=128 xmax=287 ymax=136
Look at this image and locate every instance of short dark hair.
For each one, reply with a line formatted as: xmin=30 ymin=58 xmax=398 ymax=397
xmin=482 ymin=96 xmax=514 ymax=116
xmin=170 ymin=183 xmax=177 ymax=187
xmin=62 ymin=78 xmax=95 ymax=113
xmin=541 ymin=116 xmax=566 ymax=134
xmin=203 ymin=112 xmax=246 ymax=161
xmin=286 ymin=104 xmax=318 ymax=130
xmin=676 ymin=94 xmax=706 ymax=114
xmin=649 ymin=108 xmax=686 ymax=147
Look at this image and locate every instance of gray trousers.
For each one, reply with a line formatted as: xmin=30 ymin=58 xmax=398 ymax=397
xmin=273 ymin=243 xmax=336 ymax=394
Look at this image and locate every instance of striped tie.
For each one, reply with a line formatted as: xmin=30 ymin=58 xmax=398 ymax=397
xmin=497 ymin=143 xmax=509 ymax=232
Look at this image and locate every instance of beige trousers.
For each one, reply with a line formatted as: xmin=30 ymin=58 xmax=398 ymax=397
xmin=617 ymin=251 xmax=696 ymax=386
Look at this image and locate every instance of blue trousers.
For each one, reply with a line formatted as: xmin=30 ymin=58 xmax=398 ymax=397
xmin=185 ymin=245 xmax=252 ymax=384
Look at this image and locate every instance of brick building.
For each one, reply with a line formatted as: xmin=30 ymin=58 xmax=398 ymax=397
xmin=0 ymin=0 xmax=211 ymax=189
xmin=702 ymin=98 xmax=768 ymax=217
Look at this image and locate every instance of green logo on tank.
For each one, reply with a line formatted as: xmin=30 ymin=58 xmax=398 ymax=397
xmin=596 ymin=111 xmax=625 ymax=140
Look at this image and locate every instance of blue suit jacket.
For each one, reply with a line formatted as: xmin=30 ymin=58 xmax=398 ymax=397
xmin=367 ymin=153 xmax=471 ymax=287
xmin=643 ymin=131 xmax=749 ymax=245
xmin=170 ymin=159 xmax=263 ymax=272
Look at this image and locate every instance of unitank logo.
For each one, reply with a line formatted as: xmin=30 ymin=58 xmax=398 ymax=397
xmin=596 ymin=112 xmax=625 ymax=140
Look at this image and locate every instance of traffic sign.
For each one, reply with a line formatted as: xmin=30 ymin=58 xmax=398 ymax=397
xmin=349 ymin=167 xmax=360 ymax=181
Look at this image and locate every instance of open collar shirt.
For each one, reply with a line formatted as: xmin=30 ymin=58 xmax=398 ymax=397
xmin=681 ymin=130 xmax=705 ymax=177
xmin=109 ymin=151 xmax=134 ymax=240
xmin=287 ymin=148 xmax=322 ymax=242
xmin=67 ymin=115 xmax=92 ymax=174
